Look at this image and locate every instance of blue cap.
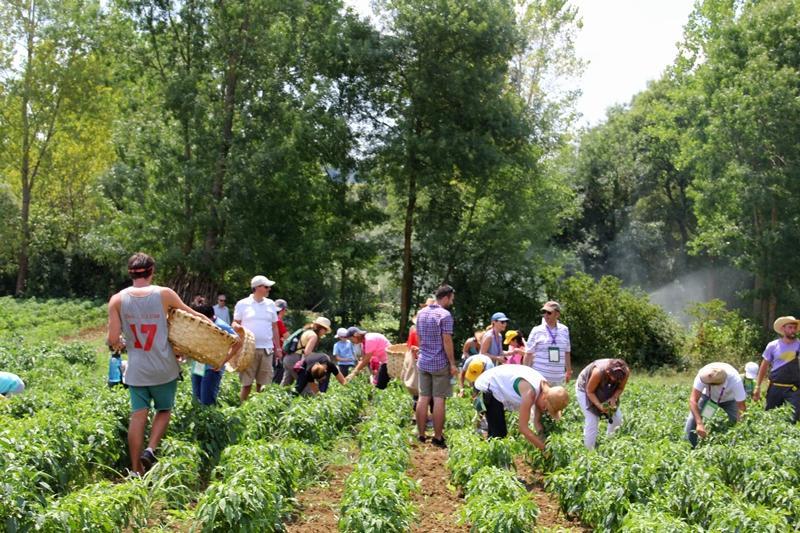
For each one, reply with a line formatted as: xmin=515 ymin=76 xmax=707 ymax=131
xmin=491 ymin=312 xmax=509 ymax=322
xmin=345 ymin=326 xmax=367 ymax=338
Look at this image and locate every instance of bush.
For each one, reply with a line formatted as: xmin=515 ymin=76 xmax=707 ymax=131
xmin=684 ymin=299 xmax=761 ymax=368
xmin=553 ymin=273 xmax=685 ymax=368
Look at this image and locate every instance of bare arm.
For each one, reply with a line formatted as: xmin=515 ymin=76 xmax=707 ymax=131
xmin=689 ymin=387 xmax=706 ymax=438
xmin=518 ymin=384 xmax=546 ymax=450
xmin=565 ymin=351 xmax=572 ymax=382
xmin=736 ymin=400 xmax=746 ymax=420
xmin=443 ymin=333 xmax=457 ymax=376
xmin=479 ymin=334 xmax=503 ymax=365
xmin=608 ymin=372 xmax=629 ymax=407
xmin=272 ymin=322 xmax=282 ymax=359
xmin=107 ymin=294 xmax=124 ymax=351
xmin=336 ymin=371 xmax=347 ymax=385
xmin=585 ymin=368 xmax=607 ymax=413
xmin=754 ymin=359 xmax=769 ymax=402
xmin=303 ymin=333 xmax=318 ymax=356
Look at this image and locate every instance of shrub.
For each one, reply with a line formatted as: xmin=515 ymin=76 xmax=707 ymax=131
xmin=684 ymin=299 xmax=761 ymax=368
xmin=552 ymin=273 xmax=685 ymax=368
xmin=460 ymin=466 xmax=538 ymax=532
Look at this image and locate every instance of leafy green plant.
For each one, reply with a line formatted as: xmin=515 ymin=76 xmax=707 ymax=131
xmin=684 ymin=299 xmax=761 ymax=367
xmin=42 ymin=478 xmax=148 ymax=532
xmin=460 ymin=466 xmax=538 ymax=532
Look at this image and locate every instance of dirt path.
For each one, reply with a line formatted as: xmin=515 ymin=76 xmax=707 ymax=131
xmin=409 ymin=441 xmax=469 ymax=533
xmin=285 ymin=442 xmax=358 ymax=533
xmin=514 ymin=457 xmax=590 ymax=531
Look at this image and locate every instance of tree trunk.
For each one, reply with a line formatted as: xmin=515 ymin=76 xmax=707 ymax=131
xmin=399 ymin=171 xmax=417 ymax=337
xmin=15 ymin=4 xmax=35 ymax=297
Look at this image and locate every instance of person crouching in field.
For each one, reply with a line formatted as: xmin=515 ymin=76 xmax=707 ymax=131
xmin=294 ymin=353 xmax=346 ymax=395
xmin=575 ymin=358 xmax=630 ymax=449
xmin=685 ymin=362 xmax=746 ymax=448
xmin=107 ymin=252 xmax=213 ymax=475
xmin=473 ymin=365 xmax=569 ymax=451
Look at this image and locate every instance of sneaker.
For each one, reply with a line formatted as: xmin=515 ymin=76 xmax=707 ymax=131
xmin=140 ymin=449 xmax=158 ymax=473
xmin=431 ymin=437 xmax=447 ymax=449
xmin=417 ymin=435 xmax=427 ymax=443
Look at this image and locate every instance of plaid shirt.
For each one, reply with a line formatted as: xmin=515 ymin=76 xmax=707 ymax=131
xmin=416 ymin=304 xmax=454 ymax=372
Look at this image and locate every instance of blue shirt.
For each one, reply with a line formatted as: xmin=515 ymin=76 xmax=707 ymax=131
xmin=108 ymin=355 xmax=123 ymax=383
xmin=0 ymin=372 xmax=25 ymax=395
xmin=333 ymin=340 xmax=356 ymax=365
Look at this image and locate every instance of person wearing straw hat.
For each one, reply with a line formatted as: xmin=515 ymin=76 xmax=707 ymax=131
xmin=281 ymin=316 xmax=332 ymax=386
xmin=345 ymin=327 xmax=392 ymax=389
xmin=107 ymin=252 xmax=213 ymax=475
xmin=742 ymin=362 xmax=759 ymax=399
xmin=685 ymin=362 xmax=747 ymax=447
xmin=524 ymin=301 xmax=572 ymax=385
xmin=473 ymin=365 xmax=569 ymax=450
xmin=233 ymin=275 xmax=282 ymax=402
xmin=754 ymin=316 xmax=800 ymax=422
xmin=480 ymin=312 xmax=511 ymax=365
xmin=576 ymin=358 xmax=630 ymax=449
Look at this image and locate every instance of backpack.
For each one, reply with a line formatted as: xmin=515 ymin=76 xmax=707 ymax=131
xmin=283 ymin=328 xmax=306 ymax=354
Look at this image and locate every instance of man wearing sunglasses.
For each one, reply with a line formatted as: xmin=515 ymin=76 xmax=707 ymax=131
xmin=213 ymin=294 xmax=230 ymax=325
xmin=523 ymin=301 xmax=572 ymax=386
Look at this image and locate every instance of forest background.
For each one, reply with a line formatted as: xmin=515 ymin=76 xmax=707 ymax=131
xmin=1 ymin=0 xmax=798 ymax=367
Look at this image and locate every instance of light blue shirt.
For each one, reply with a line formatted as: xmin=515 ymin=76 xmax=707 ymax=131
xmin=0 ymin=371 xmax=25 ymax=396
xmin=193 ymin=318 xmax=237 ymax=375
xmin=333 ymin=340 xmax=356 ymax=365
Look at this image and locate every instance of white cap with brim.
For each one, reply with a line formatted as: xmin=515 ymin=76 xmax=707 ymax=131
xmin=745 ymin=362 xmax=759 ymax=380
xmin=251 ymin=275 xmax=276 ymax=288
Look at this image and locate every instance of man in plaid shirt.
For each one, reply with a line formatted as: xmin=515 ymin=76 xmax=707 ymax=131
xmin=415 ymin=284 xmax=458 ymax=448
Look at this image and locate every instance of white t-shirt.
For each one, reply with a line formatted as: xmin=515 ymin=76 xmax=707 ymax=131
xmin=474 ymin=365 xmax=544 ymax=412
xmin=693 ymin=362 xmax=746 ymax=404
xmin=233 ymin=295 xmax=277 ymax=349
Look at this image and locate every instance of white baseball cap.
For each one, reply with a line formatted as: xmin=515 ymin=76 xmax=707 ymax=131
xmin=745 ymin=362 xmax=759 ymax=380
xmin=336 ymin=327 xmax=349 ymax=338
xmin=250 ymin=275 xmax=275 ymax=288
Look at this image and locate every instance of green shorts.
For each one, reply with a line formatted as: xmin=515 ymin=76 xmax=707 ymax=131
xmin=129 ymin=379 xmax=178 ymax=412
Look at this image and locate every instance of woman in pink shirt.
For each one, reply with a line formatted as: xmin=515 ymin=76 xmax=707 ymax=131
xmin=344 ymin=326 xmax=391 ymax=389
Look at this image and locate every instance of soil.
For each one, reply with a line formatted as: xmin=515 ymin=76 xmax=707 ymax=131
xmin=60 ymin=323 xmax=107 ymax=343
xmin=409 ymin=440 xmax=470 ymax=533
xmin=514 ymin=457 xmax=590 ymax=531
xmin=285 ymin=447 xmax=358 ymax=532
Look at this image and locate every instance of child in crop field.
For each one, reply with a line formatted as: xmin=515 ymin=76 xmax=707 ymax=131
xmin=742 ymin=362 xmax=758 ymax=399
xmin=108 ymin=348 xmax=125 ymax=388
xmin=0 ymin=371 xmax=25 ymax=398
xmin=333 ymin=328 xmax=356 ymax=377
xmin=503 ymin=330 xmax=526 ymax=364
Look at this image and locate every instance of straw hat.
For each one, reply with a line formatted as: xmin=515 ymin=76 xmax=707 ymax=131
xmin=774 ymin=316 xmax=800 ymax=335
xmin=545 ymin=386 xmax=569 ymax=413
xmin=313 ymin=316 xmax=332 ymax=333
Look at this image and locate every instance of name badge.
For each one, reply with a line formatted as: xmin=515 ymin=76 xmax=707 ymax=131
xmin=548 ymin=346 xmax=560 ymax=363
xmin=700 ymin=400 xmax=719 ymax=421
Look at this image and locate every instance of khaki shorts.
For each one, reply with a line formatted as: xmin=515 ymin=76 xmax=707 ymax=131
xmin=240 ymin=348 xmax=273 ymax=386
xmin=418 ymin=366 xmax=453 ymax=398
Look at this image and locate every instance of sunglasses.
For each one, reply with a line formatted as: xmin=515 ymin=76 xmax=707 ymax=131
xmin=218 ymin=299 xmax=226 ymax=303
xmin=541 ymin=310 xmax=555 ymax=316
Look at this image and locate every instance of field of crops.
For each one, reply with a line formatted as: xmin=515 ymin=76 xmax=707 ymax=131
xmin=1 ymin=299 xmax=798 ymax=532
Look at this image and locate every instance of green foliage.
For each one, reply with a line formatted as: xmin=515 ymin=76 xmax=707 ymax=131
xmin=0 ymin=297 xmax=106 ymax=342
xmin=460 ymin=466 xmax=538 ymax=532
xmin=42 ymin=479 xmax=148 ymax=532
xmin=554 ymin=273 xmax=685 ymax=368
xmin=446 ymin=429 xmax=515 ymax=489
xmin=684 ymin=299 xmax=761 ymax=367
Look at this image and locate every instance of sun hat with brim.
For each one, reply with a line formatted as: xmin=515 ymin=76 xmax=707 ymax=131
xmin=465 ymin=360 xmax=486 ymax=382
xmin=336 ymin=327 xmax=348 ymax=339
xmin=541 ymin=301 xmax=561 ymax=312
xmin=313 ymin=316 xmax=332 ymax=332
xmin=250 ymin=275 xmax=275 ymax=288
xmin=545 ymin=386 xmax=569 ymax=413
xmin=774 ymin=316 xmax=800 ymax=335
xmin=745 ymin=362 xmax=759 ymax=380
xmin=699 ymin=364 xmax=727 ymax=385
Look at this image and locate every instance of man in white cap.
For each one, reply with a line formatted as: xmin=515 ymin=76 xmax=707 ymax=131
xmin=754 ymin=316 xmax=800 ymax=422
xmin=473 ymin=365 xmax=569 ymax=450
xmin=685 ymin=362 xmax=747 ymax=447
xmin=524 ymin=301 xmax=572 ymax=385
xmin=233 ymin=275 xmax=282 ymax=402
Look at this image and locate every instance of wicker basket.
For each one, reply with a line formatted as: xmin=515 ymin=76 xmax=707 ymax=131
xmin=224 ymin=327 xmax=256 ymax=373
xmin=167 ymin=308 xmax=236 ymax=368
xmin=386 ymin=343 xmax=408 ymax=379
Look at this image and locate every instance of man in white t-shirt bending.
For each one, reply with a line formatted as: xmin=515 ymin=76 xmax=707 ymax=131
xmin=233 ymin=275 xmax=282 ymax=402
xmin=685 ymin=362 xmax=747 ymax=447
